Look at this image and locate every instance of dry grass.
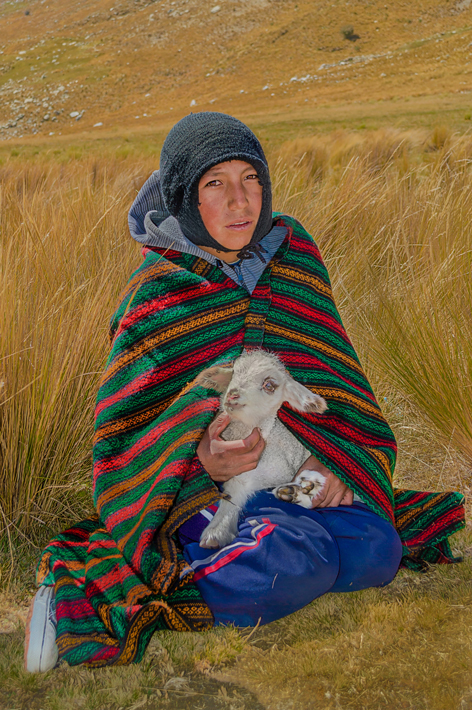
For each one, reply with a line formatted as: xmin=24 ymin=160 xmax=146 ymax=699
xmin=0 ymin=157 xmax=157 ymax=546
xmin=1 ymin=128 xmax=472 ymax=709
xmin=2 ymin=554 xmax=472 ymax=709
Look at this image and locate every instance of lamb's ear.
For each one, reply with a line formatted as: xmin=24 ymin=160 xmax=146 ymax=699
xmin=283 ymin=378 xmax=328 ymax=414
xmin=196 ymin=366 xmax=234 ymax=393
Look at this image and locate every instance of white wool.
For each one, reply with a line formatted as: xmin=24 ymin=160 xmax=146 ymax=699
xmin=197 ymin=351 xmax=328 ymax=548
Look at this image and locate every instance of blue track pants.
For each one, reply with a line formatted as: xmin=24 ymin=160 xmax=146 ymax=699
xmin=183 ymin=491 xmax=403 ymax=627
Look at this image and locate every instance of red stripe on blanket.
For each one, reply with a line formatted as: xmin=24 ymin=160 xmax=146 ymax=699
xmin=105 ymin=460 xmax=183 ymax=533
xmin=280 ymin=410 xmax=394 ymax=521
xmin=310 ymin=414 xmax=397 ymax=449
xmin=279 ymin=352 xmax=377 ymax=404
xmin=95 ymin=336 xmax=242 ymax=419
xmin=403 ymin=508 xmax=466 ymax=546
xmin=274 ymin=296 xmax=350 ymax=340
xmin=94 ymin=401 xmax=215 ymax=478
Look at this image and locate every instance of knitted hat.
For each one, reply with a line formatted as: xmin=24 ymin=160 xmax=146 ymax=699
xmin=159 ymin=112 xmax=273 ymax=254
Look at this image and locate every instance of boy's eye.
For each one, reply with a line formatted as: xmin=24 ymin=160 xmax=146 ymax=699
xmin=245 ymin=173 xmax=259 ymax=180
xmin=262 ymin=378 xmax=278 ymax=393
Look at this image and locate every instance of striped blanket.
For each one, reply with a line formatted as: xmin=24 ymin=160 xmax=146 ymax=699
xmin=38 ymin=215 xmax=465 ymax=667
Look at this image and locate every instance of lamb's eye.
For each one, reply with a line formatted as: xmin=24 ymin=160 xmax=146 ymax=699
xmin=262 ymin=378 xmax=278 ymax=394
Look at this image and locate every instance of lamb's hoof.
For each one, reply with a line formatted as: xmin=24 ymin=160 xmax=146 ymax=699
xmin=199 ymin=527 xmax=236 ymax=549
xmin=273 ymin=471 xmax=326 ymax=509
xmin=297 ymin=470 xmax=326 ymax=497
xmin=274 ymin=484 xmax=298 ymax=503
xmin=199 ymin=532 xmax=220 ymax=549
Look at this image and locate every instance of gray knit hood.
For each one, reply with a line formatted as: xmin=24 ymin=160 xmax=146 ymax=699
xmin=159 ymin=112 xmax=273 ymax=255
xmin=128 ymin=169 xmax=199 ymax=253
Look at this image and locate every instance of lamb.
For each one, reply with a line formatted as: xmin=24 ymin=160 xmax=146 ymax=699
xmin=196 ymin=350 xmax=329 ymax=549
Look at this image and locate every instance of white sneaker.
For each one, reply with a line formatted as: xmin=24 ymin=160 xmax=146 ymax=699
xmin=24 ymin=586 xmax=59 ymax=672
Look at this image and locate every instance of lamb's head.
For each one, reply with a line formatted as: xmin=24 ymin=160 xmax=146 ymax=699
xmin=197 ymin=351 xmax=327 ymax=428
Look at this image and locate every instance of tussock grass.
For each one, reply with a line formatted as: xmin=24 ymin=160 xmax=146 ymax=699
xmin=2 ymin=549 xmax=471 ymax=709
xmin=0 ymin=157 xmax=157 ymax=546
xmin=0 ymin=622 xmax=262 ymax=710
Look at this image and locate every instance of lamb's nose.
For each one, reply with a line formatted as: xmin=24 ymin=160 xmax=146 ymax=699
xmin=226 ymin=390 xmax=240 ymax=401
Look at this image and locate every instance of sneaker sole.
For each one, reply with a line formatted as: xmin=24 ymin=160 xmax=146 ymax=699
xmin=24 ymin=586 xmax=58 ymax=673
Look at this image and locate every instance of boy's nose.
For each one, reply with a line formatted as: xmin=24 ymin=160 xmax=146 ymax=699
xmin=228 ymin=184 xmax=248 ymax=209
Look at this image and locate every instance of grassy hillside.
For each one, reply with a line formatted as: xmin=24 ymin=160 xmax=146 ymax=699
xmin=2 ymin=0 xmax=472 ymax=148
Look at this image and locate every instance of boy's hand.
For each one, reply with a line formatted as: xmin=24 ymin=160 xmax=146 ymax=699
xmin=297 ymin=455 xmax=353 ymax=508
xmin=197 ymin=412 xmax=265 ymax=482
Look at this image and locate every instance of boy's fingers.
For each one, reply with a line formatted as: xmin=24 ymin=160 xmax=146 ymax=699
xmin=312 ymin=491 xmax=327 ymax=508
xmin=209 ymin=432 xmax=265 ymax=457
xmin=312 ymin=481 xmax=353 ymax=508
xmin=242 ymin=428 xmax=263 ymax=452
xmin=326 ymin=490 xmax=346 ymax=508
xmin=205 ymin=420 xmax=265 ymax=467
xmin=209 ymin=412 xmax=231 ymax=438
xmin=253 ymin=437 xmax=266 ymax=457
xmin=210 ymin=437 xmax=246 ymax=455
xmin=208 ymin=428 xmax=265 ymax=461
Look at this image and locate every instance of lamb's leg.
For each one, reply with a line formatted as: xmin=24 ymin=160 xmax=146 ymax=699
xmin=199 ymin=499 xmax=240 ymax=549
xmin=273 ymin=470 xmax=326 ymax=509
xmin=199 ymin=476 xmax=254 ymax=549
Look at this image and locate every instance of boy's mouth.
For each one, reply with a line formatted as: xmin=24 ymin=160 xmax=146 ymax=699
xmin=226 ymin=220 xmax=252 ymax=231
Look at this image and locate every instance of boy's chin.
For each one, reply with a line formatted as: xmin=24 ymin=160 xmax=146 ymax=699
xmin=217 ymin=234 xmax=254 ymax=252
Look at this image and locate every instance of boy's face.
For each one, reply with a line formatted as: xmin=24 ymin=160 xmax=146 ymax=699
xmin=197 ymin=160 xmax=263 ymax=258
